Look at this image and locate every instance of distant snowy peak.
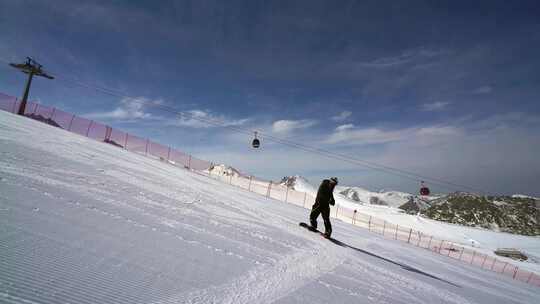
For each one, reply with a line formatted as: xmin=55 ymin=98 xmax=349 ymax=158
xmin=279 ymin=176 xmax=317 ymax=194
xmin=207 ymin=164 xmax=243 ymax=177
xmin=337 ymin=186 xmax=414 ymax=208
xmin=512 ymin=194 xmax=539 ymax=200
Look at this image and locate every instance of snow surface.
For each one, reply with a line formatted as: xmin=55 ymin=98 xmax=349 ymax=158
xmin=1 ymin=110 xmax=539 ymax=304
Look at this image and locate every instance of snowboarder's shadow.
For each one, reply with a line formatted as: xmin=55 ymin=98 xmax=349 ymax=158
xmin=330 ymin=238 xmax=461 ymax=288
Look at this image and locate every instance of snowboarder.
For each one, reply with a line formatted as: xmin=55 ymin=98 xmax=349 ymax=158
xmin=309 ymin=177 xmax=338 ymax=238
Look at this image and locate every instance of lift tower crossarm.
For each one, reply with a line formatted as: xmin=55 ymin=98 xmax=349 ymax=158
xmin=9 ymin=57 xmax=54 ymax=115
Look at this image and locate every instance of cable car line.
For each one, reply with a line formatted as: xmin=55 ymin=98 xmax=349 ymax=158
xmin=0 ymin=56 xmax=490 ymax=194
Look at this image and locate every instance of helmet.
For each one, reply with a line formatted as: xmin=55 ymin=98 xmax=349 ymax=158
xmin=330 ymin=177 xmax=338 ymax=184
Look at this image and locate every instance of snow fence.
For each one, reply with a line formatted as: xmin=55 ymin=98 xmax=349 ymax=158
xmin=0 ymin=92 xmax=538 ymax=288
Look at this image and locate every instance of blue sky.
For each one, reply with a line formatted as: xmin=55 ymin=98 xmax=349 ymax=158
xmin=1 ymin=0 xmax=539 ymax=195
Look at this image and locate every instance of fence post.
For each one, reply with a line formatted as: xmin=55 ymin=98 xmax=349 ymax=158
xmin=527 ymin=272 xmax=534 ymax=283
xmin=285 ymin=186 xmax=289 ymax=203
xmin=303 ymin=192 xmax=307 ymax=208
xmin=353 ymin=210 xmax=357 ymax=225
xmin=447 ymin=244 xmax=452 ymax=256
xmin=32 ymin=103 xmax=39 ymax=114
xmin=470 ymin=251 xmax=476 ymax=264
xmin=248 ymin=176 xmax=252 ymax=191
xmin=382 ymin=221 xmax=386 ymax=236
xmin=417 ymin=232 xmax=422 ymax=246
xmin=124 ymin=133 xmax=129 ymax=149
xmin=512 ymin=267 xmax=518 ymax=279
xmin=67 ymin=114 xmax=75 ymax=131
xmin=188 ymin=155 xmax=192 ymax=169
xmin=368 ymin=216 xmax=373 ymax=232
xmin=50 ymin=107 xmax=56 ymax=120
xmin=145 ymin=139 xmax=149 ymax=156
xmin=407 ymin=228 xmax=412 ymax=243
xmin=11 ymin=99 xmax=17 ymax=113
xmin=394 ymin=225 xmax=398 ymax=240
xmin=459 ymin=247 xmax=465 ymax=260
xmin=481 ymin=255 xmax=488 ymax=268
xmin=229 ymin=174 xmax=232 ymax=185
xmin=105 ymin=126 xmax=112 ymax=142
xmin=428 ymin=236 xmax=433 ymax=249
xmin=85 ymin=120 xmax=93 ymax=137
xmin=490 ymin=258 xmax=497 ymax=270
xmin=501 ymin=262 xmax=508 ymax=273
xmin=266 ymin=181 xmax=272 ymax=198
xmin=439 ymin=240 xmax=444 ymax=253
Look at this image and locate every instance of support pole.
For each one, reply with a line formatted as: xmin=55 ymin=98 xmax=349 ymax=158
xmin=67 ymin=114 xmax=75 ymax=131
xmin=18 ymin=71 xmax=34 ymax=115
xmin=85 ymin=120 xmax=93 ymax=137
xmin=266 ymin=182 xmax=272 ymax=198
xmin=9 ymin=58 xmax=54 ymax=116
xmin=124 ymin=133 xmax=129 ymax=149
xmin=481 ymin=255 xmax=488 ymax=268
xmin=501 ymin=262 xmax=508 ymax=273
xmin=248 ymin=176 xmax=252 ymax=191
xmin=50 ymin=107 xmax=56 ymax=120
xmin=527 ymin=272 xmax=534 ymax=283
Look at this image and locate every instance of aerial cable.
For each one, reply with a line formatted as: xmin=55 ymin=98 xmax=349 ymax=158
xmin=0 ymin=56 xmax=490 ymax=194
xmin=53 ymin=73 xmax=487 ymax=194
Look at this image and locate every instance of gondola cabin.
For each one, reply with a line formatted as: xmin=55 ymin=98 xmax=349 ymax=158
xmin=252 ymin=131 xmax=260 ymax=148
xmin=419 ymin=181 xmax=430 ymax=196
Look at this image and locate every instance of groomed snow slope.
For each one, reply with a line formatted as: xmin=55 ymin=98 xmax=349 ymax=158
xmin=0 ymin=111 xmax=538 ymax=304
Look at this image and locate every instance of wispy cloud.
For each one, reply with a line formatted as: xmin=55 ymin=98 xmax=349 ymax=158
xmin=473 ymin=85 xmax=492 ymax=94
xmin=326 ymin=124 xmax=413 ymax=145
xmin=272 ymin=119 xmax=318 ymax=134
xmin=84 ymin=97 xmax=160 ymax=121
xmin=331 ymin=111 xmax=352 ymax=121
xmin=355 ymin=48 xmax=446 ymax=69
xmin=172 ymin=110 xmax=250 ymax=128
xmin=421 ymin=101 xmax=450 ymax=112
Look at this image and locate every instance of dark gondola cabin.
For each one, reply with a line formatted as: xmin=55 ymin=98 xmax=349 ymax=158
xmin=252 ymin=132 xmax=260 ymax=148
xmin=419 ymin=181 xmax=430 ymax=196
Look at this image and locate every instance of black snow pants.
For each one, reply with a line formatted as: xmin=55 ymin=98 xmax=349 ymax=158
xmin=309 ymin=202 xmax=332 ymax=236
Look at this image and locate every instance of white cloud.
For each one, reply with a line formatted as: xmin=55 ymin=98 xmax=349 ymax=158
xmin=421 ymin=101 xmax=450 ymax=112
xmin=473 ymin=86 xmax=492 ymax=94
xmin=326 ymin=125 xmax=413 ymax=145
xmin=272 ymin=119 xmax=318 ymax=134
xmin=331 ymin=111 xmax=352 ymax=121
xmin=173 ymin=110 xmax=250 ymax=128
xmin=84 ymin=97 xmax=159 ymax=120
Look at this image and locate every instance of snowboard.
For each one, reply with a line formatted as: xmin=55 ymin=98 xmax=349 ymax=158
xmin=299 ymin=222 xmax=330 ymax=239
xmin=299 ymin=222 xmax=345 ymax=246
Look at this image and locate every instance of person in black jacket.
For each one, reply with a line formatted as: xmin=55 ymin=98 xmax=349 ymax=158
xmin=309 ymin=177 xmax=338 ymax=238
